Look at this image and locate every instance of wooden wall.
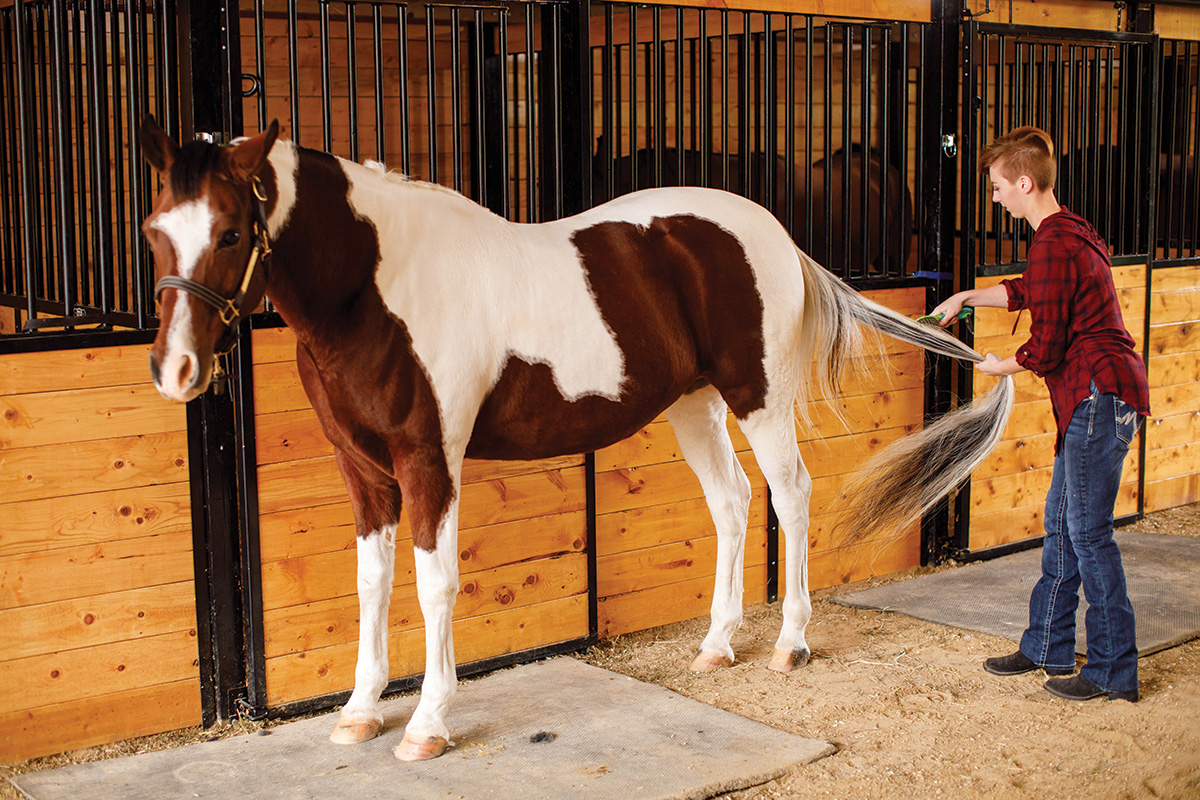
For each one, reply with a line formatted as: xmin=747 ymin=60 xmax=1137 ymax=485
xmin=968 ymin=265 xmax=1147 ymax=552
xmin=249 ymin=327 xmax=590 ymax=709
xmin=0 ymin=343 xmax=200 ymax=763
xmin=1145 ymin=264 xmax=1200 ymax=511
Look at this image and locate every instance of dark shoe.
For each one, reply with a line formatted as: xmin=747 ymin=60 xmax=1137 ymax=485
xmin=1044 ymin=674 xmax=1139 ymax=702
xmin=983 ymin=651 xmax=1074 ymax=677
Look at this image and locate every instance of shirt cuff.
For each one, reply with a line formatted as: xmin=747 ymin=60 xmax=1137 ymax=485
xmin=1002 ymin=278 xmax=1025 ymax=312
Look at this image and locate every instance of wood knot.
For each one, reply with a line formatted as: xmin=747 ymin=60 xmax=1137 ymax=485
xmin=83 ymin=614 xmax=96 ymax=625
xmin=494 ymin=587 xmax=515 ymax=605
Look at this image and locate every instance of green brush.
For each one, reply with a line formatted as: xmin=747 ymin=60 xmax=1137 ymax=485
xmin=915 ymin=308 xmax=973 ymax=326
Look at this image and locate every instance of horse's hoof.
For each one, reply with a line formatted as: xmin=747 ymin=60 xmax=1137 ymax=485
xmin=689 ymin=650 xmax=734 ymax=672
xmin=329 ymin=716 xmax=382 ymax=744
xmin=767 ymin=646 xmax=811 ymax=673
xmin=395 ymin=733 xmax=449 ymax=761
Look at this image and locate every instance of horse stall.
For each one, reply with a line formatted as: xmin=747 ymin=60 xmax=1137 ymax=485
xmin=2 ymin=0 xmax=1200 ymax=767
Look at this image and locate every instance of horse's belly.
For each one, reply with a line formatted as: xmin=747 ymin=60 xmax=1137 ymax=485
xmin=465 ymin=355 xmax=696 ymax=462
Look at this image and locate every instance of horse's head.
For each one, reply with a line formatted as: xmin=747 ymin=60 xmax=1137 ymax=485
xmin=139 ymin=117 xmax=279 ymax=402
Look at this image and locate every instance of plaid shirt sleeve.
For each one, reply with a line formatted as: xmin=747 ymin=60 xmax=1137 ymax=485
xmin=1003 ymin=233 xmax=1079 ymax=377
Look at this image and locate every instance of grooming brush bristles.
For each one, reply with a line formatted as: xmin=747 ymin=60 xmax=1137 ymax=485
xmin=915 ymin=309 xmax=973 ymax=327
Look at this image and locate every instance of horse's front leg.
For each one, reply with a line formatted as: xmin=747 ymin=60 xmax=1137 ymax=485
xmin=394 ymin=448 xmax=463 ymax=762
xmin=330 ymin=521 xmax=398 ymax=744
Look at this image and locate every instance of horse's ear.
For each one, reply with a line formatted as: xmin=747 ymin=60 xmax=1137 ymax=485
xmin=139 ymin=115 xmax=180 ymax=175
xmin=228 ymin=120 xmax=280 ymax=184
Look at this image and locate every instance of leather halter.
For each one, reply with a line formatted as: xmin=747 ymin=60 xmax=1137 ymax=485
xmin=154 ymin=176 xmax=273 ymax=358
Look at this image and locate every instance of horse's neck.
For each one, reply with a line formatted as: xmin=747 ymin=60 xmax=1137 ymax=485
xmin=262 ymin=143 xmax=506 ymax=356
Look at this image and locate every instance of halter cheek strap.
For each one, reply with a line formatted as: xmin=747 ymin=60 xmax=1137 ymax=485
xmin=154 ymin=176 xmax=273 ymax=356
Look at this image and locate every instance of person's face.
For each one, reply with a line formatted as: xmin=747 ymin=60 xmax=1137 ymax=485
xmin=988 ymin=164 xmax=1032 ymax=220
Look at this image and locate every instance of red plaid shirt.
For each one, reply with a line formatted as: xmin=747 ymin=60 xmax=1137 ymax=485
xmin=1002 ymin=207 xmax=1150 ymax=452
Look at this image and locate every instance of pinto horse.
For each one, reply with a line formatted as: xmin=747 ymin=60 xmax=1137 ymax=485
xmin=139 ymin=118 xmax=1013 ymax=761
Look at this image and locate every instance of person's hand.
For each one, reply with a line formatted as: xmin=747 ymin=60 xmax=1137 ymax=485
xmin=930 ymin=295 xmax=967 ymax=327
xmin=976 ymin=353 xmax=1009 ymax=376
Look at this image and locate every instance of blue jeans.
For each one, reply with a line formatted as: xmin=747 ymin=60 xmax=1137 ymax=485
xmin=1018 ymin=384 xmax=1142 ymax=693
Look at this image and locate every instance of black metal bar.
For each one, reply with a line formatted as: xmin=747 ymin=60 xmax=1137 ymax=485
xmin=13 ymin=2 xmax=38 ymax=326
xmin=601 ymin=6 xmax=613 ymax=205
xmin=288 ymin=0 xmax=301 ymax=143
xmin=109 ymin=4 xmax=129 ymax=319
xmin=398 ymin=10 xmax=410 ymax=174
xmin=0 ymin=9 xmax=17 ymax=300
xmin=878 ymin=24 xmax=891 ymax=276
xmin=524 ymin=3 xmax=535 ymax=220
xmin=347 ymin=2 xmax=360 ymax=163
xmin=805 ymin=17 xmax=813 ymax=253
xmin=88 ymin=1 xmax=113 ymax=316
xmin=320 ymin=1 xmax=332 ymax=152
xmin=71 ymin=4 xmax=89 ymax=311
xmin=738 ymin=11 xmax=749 ymax=198
xmin=373 ymin=6 xmax=385 ymax=162
xmin=471 ymin=10 xmax=486 ymax=205
xmin=784 ymin=15 xmax=794 ymax=240
xmin=234 ymin=322 xmax=268 ymax=717
xmin=652 ymin=6 xmax=663 ymax=189
xmin=674 ymin=9 xmax=684 ymax=189
xmin=860 ymin=25 xmax=870 ymax=279
xmin=450 ymin=8 xmax=464 ymax=194
xmin=628 ymin=4 xmax=638 ymax=193
xmin=697 ymin=9 xmax=708 ymax=187
xmin=719 ymin=12 xmax=728 ymax=190
xmin=426 ymin=4 xmax=439 ymax=184
xmin=841 ymin=26 xmax=852 ymax=277
xmin=822 ymin=22 xmax=832 ymax=268
xmin=254 ymin=0 xmax=267 ymax=129
xmin=48 ymin=1 xmax=76 ymax=319
xmin=764 ymin=13 xmax=775 ymax=215
xmin=1190 ymin=43 xmax=1200 ymax=258
xmin=125 ymin=0 xmax=150 ymax=326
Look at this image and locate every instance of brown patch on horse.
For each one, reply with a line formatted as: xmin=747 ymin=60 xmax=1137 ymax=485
xmin=467 ymin=215 xmax=766 ymax=460
xmin=274 ymin=149 xmax=453 ymax=551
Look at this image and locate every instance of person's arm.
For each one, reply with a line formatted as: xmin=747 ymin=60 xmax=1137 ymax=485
xmin=930 ymin=283 xmax=1011 ymax=326
xmin=976 ymin=353 xmax=1026 ymax=377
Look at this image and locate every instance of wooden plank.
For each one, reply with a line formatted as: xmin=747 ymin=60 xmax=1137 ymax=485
xmin=1146 ymin=413 xmax=1200 ymax=453
xmin=1151 ymin=264 xmax=1200 ymax=294
xmin=1147 ymin=351 xmax=1200 ymax=388
xmin=264 ymin=593 xmax=588 ymax=706
xmin=1149 ymin=284 xmax=1200 ymax=325
xmin=264 ymin=553 xmax=587 ymax=658
xmin=0 ymin=629 xmax=199 ymax=715
xmin=252 ymin=360 xmax=311 ymax=416
xmin=596 ymin=452 xmax=762 ymax=516
xmin=970 ymin=504 xmax=1044 ymax=551
xmin=598 ymin=564 xmax=769 ymax=639
xmin=0 ymin=582 xmax=196 ymax=662
xmin=597 ymin=531 xmax=768 ymax=598
xmin=0 ymin=432 xmax=189 ymax=506
xmin=1146 ymin=441 xmax=1200 ymax=484
xmin=1145 ymin=473 xmax=1200 ymax=513
xmin=0 ymin=383 xmax=186 ymax=450
xmin=0 ymin=482 xmax=191 ymax=558
xmin=1150 ymin=380 xmax=1200 ymax=420
xmin=596 ymin=496 xmax=767 ymax=558
xmin=256 ymin=455 xmax=586 ymax=524
xmin=972 ymin=455 xmax=1137 ymax=518
xmin=973 ymin=431 xmax=1056 ymax=480
xmin=797 ymin=384 xmax=924 ymax=439
xmin=259 ymin=503 xmax=359 ymax=563
xmin=0 ymin=678 xmax=201 ymax=763
xmin=1149 ymin=320 xmax=1200 ymax=357
xmin=0 ymin=345 xmax=154 ymax=396
xmin=0 ymin=530 xmax=195 ymax=608
xmin=251 ymin=326 xmax=298 ymax=365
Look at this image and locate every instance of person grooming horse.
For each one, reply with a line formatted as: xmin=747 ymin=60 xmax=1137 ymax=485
xmin=932 ymin=125 xmax=1149 ymax=703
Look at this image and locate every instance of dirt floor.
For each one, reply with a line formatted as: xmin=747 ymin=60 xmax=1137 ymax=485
xmin=3 ymin=504 xmax=1198 ymax=800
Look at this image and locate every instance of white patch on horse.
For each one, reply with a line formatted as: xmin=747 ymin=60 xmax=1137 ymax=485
xmin=151 ymin=200 xmax=214 ymax=280
xmin=265 ymin=141 xmax=299 ymax=237
xmin=337 ymin=525 xmax=396 ymax=728
xmin=339 ymin=159 xmax=627 ymax=423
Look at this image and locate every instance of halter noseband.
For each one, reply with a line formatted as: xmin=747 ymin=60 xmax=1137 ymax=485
xmin=155 ymin=176 xmax=273 ymax=358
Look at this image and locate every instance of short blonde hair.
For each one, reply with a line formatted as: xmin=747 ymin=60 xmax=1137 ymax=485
xmin=979 ymin=126 xmax=1056 ymax=191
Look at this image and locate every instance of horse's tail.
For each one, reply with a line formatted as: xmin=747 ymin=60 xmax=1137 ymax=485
xmin=796 ymin=247 xmax=1015 ymax=541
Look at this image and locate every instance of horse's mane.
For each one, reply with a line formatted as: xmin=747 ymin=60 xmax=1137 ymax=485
xmin=358 ymin=158 xmax=467 ymax=200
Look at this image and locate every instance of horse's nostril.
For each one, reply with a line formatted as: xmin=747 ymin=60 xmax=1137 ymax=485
xmin=177 ymin=353 xmax=198 ymax=389
xmin=149 ymin=353 xmax=163 ymax=386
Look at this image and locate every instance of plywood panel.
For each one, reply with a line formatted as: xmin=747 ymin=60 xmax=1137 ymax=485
xmin=0 ymin=630 xmax=199 ymax=716
xmin=0 ymin=582 xmax=196 ymax=662
xmin=0 ymin=383 xmax=185 ymax=450
xmin=265 ymin=593 xmax=588 ymax=706
xmin=0 ymin=482 xmax=191 ymax=558
xmin=0 ymin=679 xmax=201 ymax=764
xmin=0 ymin=432 xmax=189 ymax=505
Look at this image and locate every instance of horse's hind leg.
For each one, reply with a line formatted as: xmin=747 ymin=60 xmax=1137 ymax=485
xmin=737 ymin=405 xmax=814 ymax=672
xmin=665 ymin=385 xmax=753 ymax=672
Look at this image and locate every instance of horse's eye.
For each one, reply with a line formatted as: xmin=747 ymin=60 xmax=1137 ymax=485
xmin=219 ymin=229 xmax=241 ymax=248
